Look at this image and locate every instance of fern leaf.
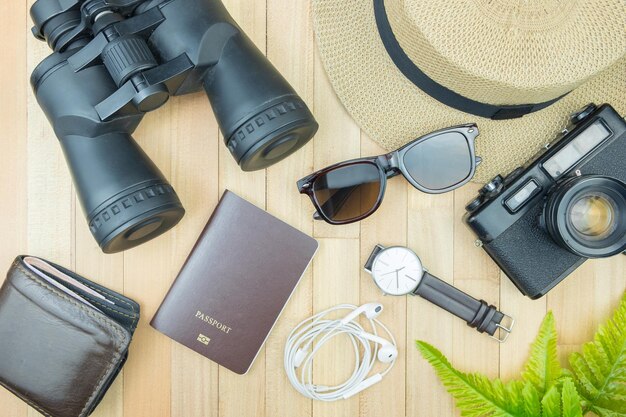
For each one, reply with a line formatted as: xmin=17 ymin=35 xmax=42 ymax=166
xmin=561 ymin=378 xmax=583 ymax=417
xmin=522 ymin=312 xmax=562 ymax=396
xmin=522 ymin=381 xmax=541 ymax=416
xmin=541 ymin=386 xmax=561 ymax=417
xmin=569 ymin=293 xmax=626 ymax=416
xmin=416 ymin=341 xmax=523 ymax=417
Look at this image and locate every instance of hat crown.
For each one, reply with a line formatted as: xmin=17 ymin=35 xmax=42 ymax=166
xmin=472 ymin=0 xmax=577 ymax=30
xmin=387 ymin=0 xmax=626 ymax=105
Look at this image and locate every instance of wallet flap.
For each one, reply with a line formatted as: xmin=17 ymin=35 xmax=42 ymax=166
xmin=27 ymin=257 xmax=141 ymax=333
xmin=0 ymin=258 xmax=133 ymax=417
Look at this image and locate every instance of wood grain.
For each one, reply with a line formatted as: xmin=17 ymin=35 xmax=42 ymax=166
xmin=2 ymin=1 xmax=625 ymax=417
xmin=0 ymin=0 xmax=28 ymax=415
xmin=265 ymin=1 xmax=314 ymax=417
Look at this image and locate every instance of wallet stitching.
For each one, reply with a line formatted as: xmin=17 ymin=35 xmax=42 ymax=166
xmin=88 ymin=299 xmax=137 ymax=320
xmin=0 ymin=379 xmax=54 ymax=417
xmin=13 ymin=262 xmax=130 ymax=417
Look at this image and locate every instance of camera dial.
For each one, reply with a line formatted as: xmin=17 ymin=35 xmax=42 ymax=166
xmin=571 ymin=103 xmax=597 ymax=125
xmin=479 ymin=175 xmax=504 ymax=198
xmin=465 ymin=196 xmax=483 ymax=213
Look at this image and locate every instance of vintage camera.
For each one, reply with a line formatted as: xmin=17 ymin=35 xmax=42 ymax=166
xmin=464 ymin=104 xmax=626 ymax=299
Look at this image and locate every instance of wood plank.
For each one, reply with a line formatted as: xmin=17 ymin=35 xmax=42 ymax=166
xmin=0 ymin=0 xmax=28 ymax=415
xmin=26 ymin=0 xmax=72 ymax=264
xmin=358 ymin=136 xmax=407 ymax=417
xmin=217 ymin=1 xmax=268 ymax=417
xmin=312 ymin=238 xmax=360 ymax=417
xmin=549 ymin=256 xmax=626 ymax=365
xmin=407 ymin=186 xmax=455 ymax=416
xmin=0 ymin=0 xmax=27 ymax=269
xmin=168 ymin=92 xmax=220 ymax=417
xmin=265 ymin=0 xmax=315 ymax=416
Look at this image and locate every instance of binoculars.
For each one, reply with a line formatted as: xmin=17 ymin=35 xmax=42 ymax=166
xmin=30 ymin=0 xmax=318 ymax=253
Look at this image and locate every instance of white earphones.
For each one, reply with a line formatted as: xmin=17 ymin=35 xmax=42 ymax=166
xmin=339 ymin=302 xmax=384 ymax=323
xmin=284 ymin=303 xmax=398 ymax=401
xmin=358 ymin=331 xmax=398 ymax=363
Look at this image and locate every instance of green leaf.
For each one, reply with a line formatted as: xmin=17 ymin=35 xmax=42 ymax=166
xmin=561 ymin=378 xmax=583 ymax=417
xmin=541 ymin=386 xmax=561 ymax=417
xmin=522 ymin=381 xmax=541 ymax=416
xmin=569 ymin=293 xmax=626 ymax=416
xmin=416 ymin=341 xmax=523 ymax=416
xmin=522 ymin=312 xmax=562 ymax=396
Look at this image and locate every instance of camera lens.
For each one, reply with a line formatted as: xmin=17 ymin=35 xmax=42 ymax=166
xmin=569 ymin=193 xmax=617 ymax=240
xmin=544 ymin=176 xmax=626 ymax=258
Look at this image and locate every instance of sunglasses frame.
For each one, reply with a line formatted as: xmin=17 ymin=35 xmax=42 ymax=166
xmin=297 ymin=124 xmax=480 ymax=225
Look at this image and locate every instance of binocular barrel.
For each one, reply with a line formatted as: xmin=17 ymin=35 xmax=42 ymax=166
xmin=32 ymin=47 xmax=185 ymax=254
xmin=30 ymin=0 xmax=318 ymax=253
xmin=60 ymin=132 xmax=185 ymax=253
xmin=203 ymin=32 xmax=318 ymax=171
xmin=146 ymin=0 xmax=319 ymax=171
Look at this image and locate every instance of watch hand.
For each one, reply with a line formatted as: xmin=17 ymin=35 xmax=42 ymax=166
xmin=395 ymin=270 xmax=399 ymax=289
xmin=380 ymin=270 xmax=398 ymax=277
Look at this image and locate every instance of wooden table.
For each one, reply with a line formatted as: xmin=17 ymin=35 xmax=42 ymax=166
xmin=2 ymin=0 xmax=624 ymax=416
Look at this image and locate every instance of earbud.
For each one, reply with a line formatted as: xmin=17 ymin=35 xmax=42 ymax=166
xmin=340 ymin=303 xmax=383 ymax=324
xmin=377 ymin=344 xmax=399 ymax=363
xmin=285 ymin=303 xmax=397 ymax=401
xmin=358 ymin=332 xmax=398 ymax=363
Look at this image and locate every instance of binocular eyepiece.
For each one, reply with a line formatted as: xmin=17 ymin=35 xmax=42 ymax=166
xmin=30 ymin=0 xmax=318 ymax=253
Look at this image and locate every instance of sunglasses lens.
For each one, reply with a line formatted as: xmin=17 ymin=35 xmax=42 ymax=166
xmin=403 ymin=132 xmax=472 ymax=190
xmin=312 ymin=163 xmax=382 ymax=222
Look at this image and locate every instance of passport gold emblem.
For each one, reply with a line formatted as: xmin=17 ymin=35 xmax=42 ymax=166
xmin=197 ymin=334 xmax=211 ymax=345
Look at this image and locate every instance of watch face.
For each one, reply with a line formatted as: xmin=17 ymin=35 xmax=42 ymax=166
xmin=371 ymin=246 xmax=423 ymax=295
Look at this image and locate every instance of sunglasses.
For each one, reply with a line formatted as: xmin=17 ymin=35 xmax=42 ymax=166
xmin=297 ymin=124 xmax=480 ymax=224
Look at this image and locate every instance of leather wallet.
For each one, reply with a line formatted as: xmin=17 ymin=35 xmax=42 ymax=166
xmin=0 ymin=256 xmax=140 ymax=417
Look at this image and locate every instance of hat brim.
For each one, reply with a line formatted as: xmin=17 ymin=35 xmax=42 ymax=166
xmin=312 ymin=0 xmax=626 ymax=182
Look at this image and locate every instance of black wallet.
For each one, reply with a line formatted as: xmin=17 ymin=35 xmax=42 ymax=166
xmin=0 ymin=256 xmax=140 ymax=417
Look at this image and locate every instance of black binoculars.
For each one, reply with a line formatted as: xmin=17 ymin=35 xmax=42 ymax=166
xmin=30 ymin=0 xmax=318 ymax=253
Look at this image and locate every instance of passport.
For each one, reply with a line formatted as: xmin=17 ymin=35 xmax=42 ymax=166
xmin=151 ymin=190 xmax=318 ymax=374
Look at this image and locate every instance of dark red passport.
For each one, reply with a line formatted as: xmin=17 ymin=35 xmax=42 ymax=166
xmin=151 ymin=190 xmax=318 ymax=374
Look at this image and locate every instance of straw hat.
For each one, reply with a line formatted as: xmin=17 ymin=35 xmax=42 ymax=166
xmin=312 ymin=0 xmax=626 ymax=182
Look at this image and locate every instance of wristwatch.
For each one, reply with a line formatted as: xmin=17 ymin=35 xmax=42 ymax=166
xmin=364 ymin=245 xmax=514 ymax=342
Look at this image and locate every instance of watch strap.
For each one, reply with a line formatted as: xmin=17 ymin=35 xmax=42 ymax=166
xmin=364 ymin=244 xmax=386 ymax=273
xmin=413 ymin=272 xmax=513 ymax=341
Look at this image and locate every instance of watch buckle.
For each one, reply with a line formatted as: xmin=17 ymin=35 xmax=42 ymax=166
xmin=490 ymin=314 xmax=515 ymax=343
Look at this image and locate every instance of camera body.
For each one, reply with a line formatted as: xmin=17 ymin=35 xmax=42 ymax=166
xmin=464 ymin=104 xmax=626 ymax=299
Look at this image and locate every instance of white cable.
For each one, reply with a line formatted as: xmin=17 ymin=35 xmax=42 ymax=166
xmin=284 ymin=304 xmax=397 ymax=401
